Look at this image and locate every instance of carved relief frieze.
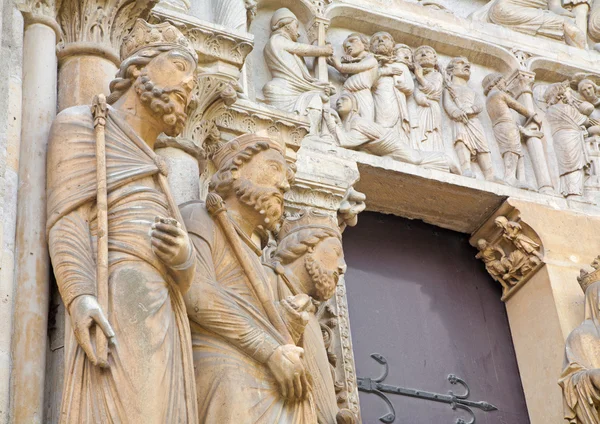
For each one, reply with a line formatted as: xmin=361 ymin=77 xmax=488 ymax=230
xmin=471 ymin=209 xmax=544 ymax=301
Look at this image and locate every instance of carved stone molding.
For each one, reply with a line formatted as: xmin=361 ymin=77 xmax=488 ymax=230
xmin=18 ymin=0 xmax=61 ymax=35
xmin=56 ymin=0 xmax=159 ymax=65
xmin=470 ymin=205 xmax=544 ymax=301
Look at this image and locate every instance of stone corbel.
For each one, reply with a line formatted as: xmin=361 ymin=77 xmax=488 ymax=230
xmin=470 ymin=203 xmax=545 ymax=301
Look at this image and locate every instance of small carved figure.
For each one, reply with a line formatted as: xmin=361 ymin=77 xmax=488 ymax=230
xmin=325 ymin=92 xmax=458 ymax=173
xmin=576 ymin=78 xmax=600 ymax=126
xmin=494 ymin=216 xmax=543 ymax=260
xmin=266 ymin=209 xmax=357 ymax=424
xmin=327 ymin=33 xmax=379 ymax=120
xmin=46 ymin=20 xmax=198 ymax=422
xmin=263 ymin=8 xmax=334 ymax=135
xmin=443 ymin=57 xmax=497 ymax=181
xmin=476 ymin=238 xmax=511 ymax=291
xmin=181 ymin=134 xmax=318 ymax=423
xmin=544 ymin=82 xmax=592 ymax=198
xmin=472 ymin=0 xmax=586 ymax=48
xmin=483 ymin=72 xmax=542 ymax=190
xmin=559 ymin=260 xmax=600 ymax=424
xmin=392 ymin=44 xmax=416 ymax=145
xmin=413 ymin=45 xmax=445 ymax=152
xmin=369 ymin=32 xmax=412 ymax=144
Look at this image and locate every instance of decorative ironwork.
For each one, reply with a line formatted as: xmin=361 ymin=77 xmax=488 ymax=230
xmin=357 ymin=353 xmax=498 ymax=424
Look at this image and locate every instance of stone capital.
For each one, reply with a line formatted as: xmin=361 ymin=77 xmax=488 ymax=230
xmin=506 ymin=69 xmax=536 ymax=99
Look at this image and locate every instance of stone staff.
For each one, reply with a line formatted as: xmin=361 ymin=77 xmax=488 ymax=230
xmin=206 ymin=192 xmax=294 ymax=345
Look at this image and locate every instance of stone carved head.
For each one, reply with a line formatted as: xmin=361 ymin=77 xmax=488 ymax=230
xmin=273 ymin=209 xmax=345 ymax=301
xmin=413 ymin=45 xmax=437 ymax=69
xmin=394 ymin=44 xmax=413 ymax=68
xmin=482 ymin=72 xmax=506 ymax=96
xmin=343 ymin=33 xmax=370 ymax=58
xmin=107 ymin=19 xmax=197 ymax=137
xmin=271 ymin=8 xmax=300 ymax=42
xmin=544 ymin=81 xmax=572 ymax=106
xmin=446 ymin=56 xmax=471 ymax=81
xmin=370 ymin=31 xmax=395 ymax=56
xmin=335 ymin=92 xmax=359 ymax=118
xmin=209 ymin=134 xmax=295 ymax=231
xmin=578 ymin=79 xmax=599 ymax=103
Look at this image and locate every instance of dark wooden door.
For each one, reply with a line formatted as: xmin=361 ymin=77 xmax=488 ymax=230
xmin=343 ymin=213 xmax=530 ymax=424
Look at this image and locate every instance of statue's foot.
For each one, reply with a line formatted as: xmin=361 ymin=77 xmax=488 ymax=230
xmin=462 ymin=168 xmax=476 ymax=178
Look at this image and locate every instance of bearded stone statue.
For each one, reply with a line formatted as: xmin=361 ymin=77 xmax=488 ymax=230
xmin=46 ymin=19 xmax=198 ymax=422
xmin=180 ymin=134 xmax=320 ymax=423
xmin=265 ymin=208 xmax=356 ymax=424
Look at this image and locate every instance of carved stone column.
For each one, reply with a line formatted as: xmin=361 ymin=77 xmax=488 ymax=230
xmin=471 ymin=198 xmax=600 ymax=423
xmin=506 ymin=70 xmax=554 ymax=194
xmin=149 ymin=5 xmax=253 ymax=203
xmin=9 ymin=2 xmax=59 ymax=422
xmin=55 ymin=0 xmax=158 ymax=110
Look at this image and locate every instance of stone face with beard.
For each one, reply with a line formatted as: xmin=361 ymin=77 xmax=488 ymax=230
xmin=233 ymin=178 xmax=285 ymax=232
xmin=304 ymin=237 xmax=345 ymax=301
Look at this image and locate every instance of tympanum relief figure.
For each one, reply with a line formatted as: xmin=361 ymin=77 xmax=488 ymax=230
xmin=263 ymin=8 xmax=334 ymax=136
xmin=370 ymin=32 xmax=413 ymax=144
xmin=324 ymin=92 xmax=458 ymax=173
xmin=473 ymin=0 xmax=586 ymax=49
xmin=560 ymin=257 xmax=600 ymax=424
xmin=265 ymin=209 xmax=357 ymax=424
xmin=443 ymin=57 xmax=498 ymax=182
xmin=46 ymin=19 xmax=198 ymax=422
xmin=181 ymin=134 xmax=319 ymax=423
xmin=327 ymin=33 xmax=379 ymax=120
xmin=544 ymin=81 xmax=593 ymax=199
xmin=575 ymin=77 xmax=600 ymax=194
xmin=413 ymin=45 xmax=445 ymax=152
xmin=483 ymin=72 xmax=542 ymax=190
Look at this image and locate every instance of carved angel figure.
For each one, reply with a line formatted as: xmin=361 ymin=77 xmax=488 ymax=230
xmin=263 ymin=8 xmax=333 ymax=135
xmin=472 ymin=0 xmax=586 ymax=48
xmin=544 ymin=82 xmax=592 ymax=198
xmin=413 ymin=45 xmax=445 ymax=152
xmin=560 ymin=273 xmax=600 ymax=424
xmin=327 ymin=32 xmax=379 ymax=120
xmin=324 ymin=92 xmax=458 ymax=173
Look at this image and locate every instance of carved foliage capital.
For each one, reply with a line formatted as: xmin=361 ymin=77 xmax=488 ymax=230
xmin=471 ymin=208 xmax=544 ymax=301
xmin=506 ymin=69 xmax=536 ymax=98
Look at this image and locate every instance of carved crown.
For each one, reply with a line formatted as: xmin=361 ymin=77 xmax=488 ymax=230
xmin=578 ymin=256 xmax=600 ymax=293
xmin=278 ymin=208 xmax=341 ymax=242
xmin=121 ymin=19 xmax=197 ymax=62
xmin=211 ymin=133 xmax=285 ymax=170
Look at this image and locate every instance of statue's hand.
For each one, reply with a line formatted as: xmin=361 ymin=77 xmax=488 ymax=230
xmin=69 ymin=295 xmax=115 ymax=367
xmin=151 ymin=217 xmax=192 ymax=269
xmin=267 ymin=344 xmax=311 ymax=401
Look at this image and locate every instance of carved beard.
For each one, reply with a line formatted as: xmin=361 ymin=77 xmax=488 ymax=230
xmin=234 ymin=178 xmax=284 ymax=231
xmin=305 ymin=252 xmax=339 ymax=301
xmin=134 ymin=73 xmax=188 ymax=137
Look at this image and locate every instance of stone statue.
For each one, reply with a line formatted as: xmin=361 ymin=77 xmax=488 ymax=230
xmin=472 ymin=0 xmax=586 ymax=49
xmin=560 ymin=258 xmax=600 ymax=423
xmin=369 ymin=32 xmax=412 ymax=145
xmin=475 ymin=238 xmax=512 ymax=292
xmin=576 ymin=78 xmax=600 ymax=126
xmin=495 ymin=216 xmax=543 ymax=261
xmin=413 ymin=45 xmax=445 ymax=152
xmin=263 ymin=8 xmax=334 ymax=135
xmin=180 ymin=134 xmax=318 ymax=423
xmin=544 ymin=81 xmax=592 ymax=198
xmin=443 ymin=57 xmax=497 ymax=181
xmin=324 ymin=92 xmax=458 ymax=173
xmin=327 ymin=33 xmax=379 ymax=120
xmin=392 ymin=43 xmax=416 ymax=145
xmin=483 ymin=72 xmax=542 ymax=190
xmin=46 ymin=20 xmax=198 ymax=422
xmin=266 ymin=208 xmax=357 ymax=424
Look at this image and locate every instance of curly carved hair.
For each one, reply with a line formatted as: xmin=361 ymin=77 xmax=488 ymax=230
xmin=209 ymin=141 xmax=295 ymax=198
xmin=107 ymin=46 xmax=174 ymax=105
xmin=273 ymin=227 xmax=338 ymax=265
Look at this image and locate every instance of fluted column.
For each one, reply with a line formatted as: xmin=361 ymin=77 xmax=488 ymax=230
xmin=9 ymin=6 xmax=59 ymax=423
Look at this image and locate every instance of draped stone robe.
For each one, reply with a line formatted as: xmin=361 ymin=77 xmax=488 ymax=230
xmin=46 ymin=106 xmax=197 ymax=423
xmin=181 ymin=202 xmax=317 ymax=424
xmin=414 ymin=69 xmax=444 ymax=152
xmin=560 ymin=282 xmax=600 ymax=424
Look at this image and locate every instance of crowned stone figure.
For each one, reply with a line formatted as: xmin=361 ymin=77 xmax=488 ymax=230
xmin=47 ymin=19 xmax=199 ymax=423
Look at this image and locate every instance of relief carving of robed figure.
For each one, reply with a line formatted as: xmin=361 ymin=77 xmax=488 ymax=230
xmin=181 ymin=134 xmax=318 ymax=423
xmin=46 ymin=20 xmax=198 ymax=423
